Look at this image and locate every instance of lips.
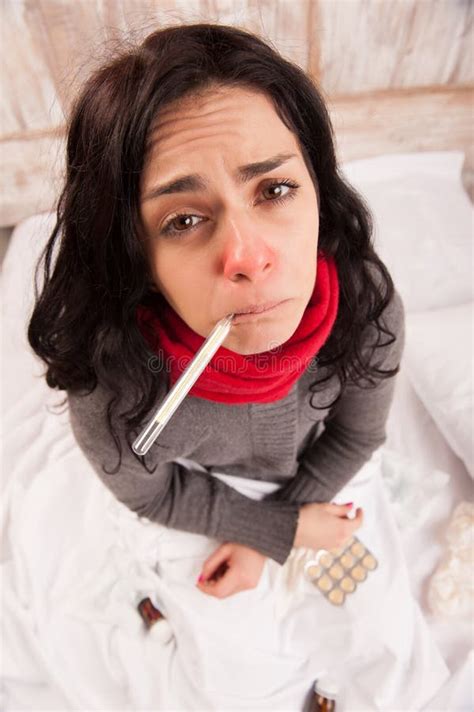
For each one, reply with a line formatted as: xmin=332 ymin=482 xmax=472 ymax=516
xmin=230 ymin=299 xmax=287 ymax=324
xmin=234 ymin=300 xmax=284 ymax=316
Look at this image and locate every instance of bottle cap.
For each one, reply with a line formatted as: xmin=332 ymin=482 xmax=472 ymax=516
xmin=314 ymin=675 xmax=339 ymax=699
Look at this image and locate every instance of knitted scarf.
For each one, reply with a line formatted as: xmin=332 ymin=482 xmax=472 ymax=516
xmin=136 ymin=252 xmax=339 ymax=404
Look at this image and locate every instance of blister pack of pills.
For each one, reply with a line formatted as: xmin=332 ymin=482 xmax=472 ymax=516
xmin=303 ymin=535 xmax=378 ymax=606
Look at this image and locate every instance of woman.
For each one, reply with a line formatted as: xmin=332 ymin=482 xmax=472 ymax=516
xmin=27 ymin=21 xmax=403 ymax=606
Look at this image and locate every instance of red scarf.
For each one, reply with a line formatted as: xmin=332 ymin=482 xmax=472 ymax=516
xmin=136 ymin=253 xmax=339 ymax=404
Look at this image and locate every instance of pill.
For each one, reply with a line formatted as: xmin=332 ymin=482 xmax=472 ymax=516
xmin=328 ymin=587 xmax=345 ymax=605
xmin=351 ymin=541 xmax=365 ymax=557
xmin=351 ymin=565 xmax=367 ymax=581
xmin=362 ymin=553 xmax=377 ymax=570
xmin=318 ymin=553 xmax=333 ymax=568
xmin=340 ymin=553 xmax=354 ymax=569
xmin=305 ymin=562 xmax=322 ymax=579
xmin=328 ymin=563 xmax=344 ymax=580
xmin=317 ymin=574 xmax=333 ymax=592
xmin=340 ymin=576 xmax=356 ymax=593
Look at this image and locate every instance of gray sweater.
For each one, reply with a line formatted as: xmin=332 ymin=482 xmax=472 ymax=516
xmin=68 ymin=286 xmax=405 ymax=565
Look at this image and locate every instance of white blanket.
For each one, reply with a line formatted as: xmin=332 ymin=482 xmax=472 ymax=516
xmin=1 ymin=438 xmax=451 ymax=711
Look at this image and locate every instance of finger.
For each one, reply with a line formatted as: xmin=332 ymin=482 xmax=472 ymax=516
xmin=348 ymin=507 xmax=364 ymax=528
xmin=198 ymin=545 xmax=231 ymax=583
xmin=325 ymin=502 xmax=355 ymax=517
xmin=200 ymin=566 xmax=238 ymax=599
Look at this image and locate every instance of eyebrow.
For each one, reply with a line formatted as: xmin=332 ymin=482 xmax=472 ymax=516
xmin=142 ymin=152 xmax=298 ymax=202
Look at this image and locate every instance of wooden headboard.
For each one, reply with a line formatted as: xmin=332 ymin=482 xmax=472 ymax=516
xmin=1 ymin=0 xmax=472 ymax=228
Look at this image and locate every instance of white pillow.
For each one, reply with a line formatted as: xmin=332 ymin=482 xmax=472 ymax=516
xmin=404 ymin=302 xmax=473 ymax=479
xmin=340 ymin=152 xmax=473 ymax=313
xmin=1 ymin=211 xmax=56 ymax=323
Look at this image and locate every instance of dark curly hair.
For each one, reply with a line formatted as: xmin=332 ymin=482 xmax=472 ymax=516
xmin=27 ymin=21 xmax=400 ymax=474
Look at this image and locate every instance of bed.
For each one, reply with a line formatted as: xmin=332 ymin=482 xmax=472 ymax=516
xmin=1 ymin=147 xmax=472 ymax=710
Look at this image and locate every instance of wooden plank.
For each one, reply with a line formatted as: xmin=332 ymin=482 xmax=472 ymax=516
xmin=2 ymin=0 xmax=472 ymax=140
xmin=0 ymin=131 xmax=65 ymax=226
xmin=317 ymin=0 xmax=473 ymax=93
xmin=0 ymin=1 xmax=64 ymax=134
xmin=328 ymin=84 xmax=473 ymax=161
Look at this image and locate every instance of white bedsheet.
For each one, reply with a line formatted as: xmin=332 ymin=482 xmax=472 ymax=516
xmin=0 ymin=429 xmax=456 ymax=710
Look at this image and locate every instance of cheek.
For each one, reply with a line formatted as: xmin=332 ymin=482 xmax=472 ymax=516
xmin=150 ymin=246 xmax=209 ymax=310
xmin=287 ymin=224 xmax=318 ymax=274
xmin=290 ymin=206 xmax=318 ymax=248
xmin=292 ymin=230 xmax=318 ymax=295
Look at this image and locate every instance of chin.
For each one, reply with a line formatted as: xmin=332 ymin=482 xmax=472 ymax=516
xmin=225 ymin=320 xmax=298 ymax=356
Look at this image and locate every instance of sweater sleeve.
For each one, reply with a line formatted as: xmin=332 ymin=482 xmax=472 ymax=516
xmin=67 ymin=387 xmax=300 ymax=566
xmin=263 ymin=284 xmax=406 ymax=505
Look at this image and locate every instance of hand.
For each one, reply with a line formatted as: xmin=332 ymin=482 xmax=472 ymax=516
xmin=196 ymin=542 xmax=267 ymax=599
xmin=294 ymin=502 xmax=363 ymax=551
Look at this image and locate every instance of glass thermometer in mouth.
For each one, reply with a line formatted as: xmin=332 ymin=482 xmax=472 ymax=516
xmin=132 ymin=313 xmax=235 ymax=457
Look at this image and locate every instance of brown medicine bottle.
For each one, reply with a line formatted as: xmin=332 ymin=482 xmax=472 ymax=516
xmin=311 ymin=676 xmax=338 ymax=712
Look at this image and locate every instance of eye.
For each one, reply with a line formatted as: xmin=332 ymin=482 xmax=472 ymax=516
xmin=160 ymin=178 xmax=301 ymax=238
xmin=161 ymin=214 xmax=201 ymax=236
xmin=260 ymin=179 xmax=299 ymax=205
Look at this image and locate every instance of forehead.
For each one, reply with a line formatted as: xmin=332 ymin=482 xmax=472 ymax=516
xmin=143 ymin=86 xmax=300 ymax=171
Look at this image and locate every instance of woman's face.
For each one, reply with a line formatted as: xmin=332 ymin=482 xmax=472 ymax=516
xmin=139 ymin=85 xmax=319 ymax=355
